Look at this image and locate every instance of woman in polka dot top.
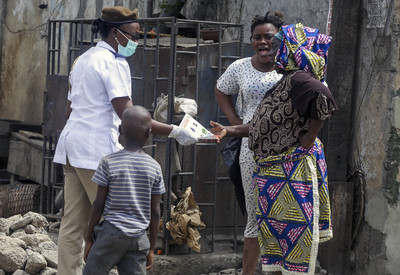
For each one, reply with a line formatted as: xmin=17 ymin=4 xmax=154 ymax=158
xmin=214 ymin=11 xmax=284 ymax=275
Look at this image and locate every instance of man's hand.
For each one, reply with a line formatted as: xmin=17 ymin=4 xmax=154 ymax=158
xmin=209 ymin=121 xmax=227 ymax=140
xmin=84 ymin=239 xmax=93 ymax=262
xmin=146 ymin=250 xmax=155 ymax=270
xmin=168 ymin=125 xmax=198 ymax=146
xmin=299 ymin=132 xmax=315 ymax=149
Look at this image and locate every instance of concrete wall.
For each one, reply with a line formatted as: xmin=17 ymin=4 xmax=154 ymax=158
xmin=350 ymin=0 xmax=400 ymax=274
xmin=0 ymin=0 xmax=331 ymax=124
xmin=0 ymin=0 xmax=144 ymax=124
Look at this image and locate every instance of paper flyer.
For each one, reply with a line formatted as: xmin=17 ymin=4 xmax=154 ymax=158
xmin=178 ymin=114 xmax=217 ymax=141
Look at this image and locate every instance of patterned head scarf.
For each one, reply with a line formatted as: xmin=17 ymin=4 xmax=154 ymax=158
xmin=274 ymin=23 xmax=332 ymax=81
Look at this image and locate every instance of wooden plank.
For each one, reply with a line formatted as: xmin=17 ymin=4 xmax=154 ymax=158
xmin=6 ymin=140 xmax=47 ymax=184
xmin=319 ymin=181 xmax=354 ymax=275
xmin=18 ymin=130 xmax=44 ymax=140
xmin=11 ymin=132 xmax=43 ymax=150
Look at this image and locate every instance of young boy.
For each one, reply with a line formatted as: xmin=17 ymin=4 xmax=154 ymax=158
xmin=83 ymin=106 xmax=165 ymax=275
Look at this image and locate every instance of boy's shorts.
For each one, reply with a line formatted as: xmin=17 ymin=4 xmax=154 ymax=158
xmin=83 ymin=221 xmax=150 ymax=275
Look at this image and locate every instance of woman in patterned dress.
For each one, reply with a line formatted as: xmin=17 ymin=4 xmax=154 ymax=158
xmin=214 ymin=12 xmax=284 ymax=275
xmin=211 ymin=23 xmax=337 ymax=274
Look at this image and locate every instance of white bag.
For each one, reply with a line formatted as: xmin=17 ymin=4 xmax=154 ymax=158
xmin=154 ymin=93 xmax=198 ymax=123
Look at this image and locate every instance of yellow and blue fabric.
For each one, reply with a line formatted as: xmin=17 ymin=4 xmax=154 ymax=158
xmin=275 ymin=23 xmax=332 ymax=81
xmin=253 ymin=138 xmax=333 ymax=274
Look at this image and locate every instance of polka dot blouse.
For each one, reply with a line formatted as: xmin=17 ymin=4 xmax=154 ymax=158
xmin=216 ymin=57 xmax=282 ymax=124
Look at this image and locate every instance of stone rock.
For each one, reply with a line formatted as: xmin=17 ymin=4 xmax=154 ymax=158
xmin=30 ymin=246 xmax=42 ymax=253
xmin=24 ymin=224 xmax=36 ymax=234
xmin=34 ymin=233 xmax=52 ymax=244
xmin=109 ymin=268 xmax=118 ymax=275
xmin=23 ymin=212 xmax=49 ymax=228
xmin=11 ymin=230 xmax=26 ymax=239
xmin=0 ymin=232 xmax=6 ymax=237
xmin=0 ymin=235 xmax=26 ymax=249
xmin=0 ymin=218 xmax=9 ymax=235
xmin=38 ymin=241 xmax=58 ymax=252
xmin=25 ymin=252 xmax=47 ymax=275
xmin=7 ymin=215 xmax=23 ymax=224
xmin=0 ymin=236 xmax=27 ymax=272
xmin=40 ymin=267 xmax=57 ymax=275
xmin=12 ymin=270 xmax=29 ymax=275
xmin=0 ymin=269 xmax=5 ymax=275
xmin=10 ymin=217 xmax=32 ymax=232
xmin=41 ymin=249 xmax=58 ymax=268
xmin=36 ymin=227 xmax=47 ymax=234
xmin=220 ymin=268 xmax=236 ymax=274
xmin=25 ymin=249 xmax=33 ymax=257
xmin=18 ymin=234 xmax=38 ymax=248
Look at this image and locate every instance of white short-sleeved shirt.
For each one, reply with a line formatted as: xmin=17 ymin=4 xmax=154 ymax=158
xmin=216 ymin=57 xmax=282 ymax=163
xmin=53 ymin=41 xmax=132 ymax=170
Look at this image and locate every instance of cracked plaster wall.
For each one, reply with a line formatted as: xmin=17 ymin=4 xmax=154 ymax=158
xmin=0 ymin=0 xmax=330 ymax=124
xmin=0 ymin=0 xmax=143 ymax=124
xmin=351 ymin=0 xmax=400 ymax=274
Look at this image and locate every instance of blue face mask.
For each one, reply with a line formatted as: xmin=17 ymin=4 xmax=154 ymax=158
xmin=115 ymin=29 xmax=138 ymax=57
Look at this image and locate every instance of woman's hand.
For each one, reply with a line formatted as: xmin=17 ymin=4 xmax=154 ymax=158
xmin=300 ymin=119 xmax=325 ymax=149
xmin=209 ymin=121 xmax=227 ymax=140
xmin=299 ymin=132 xmax=315 ymax=149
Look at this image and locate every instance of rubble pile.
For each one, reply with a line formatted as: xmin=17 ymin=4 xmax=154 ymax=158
xmin=0 ymin=212 xmax=58 ymax=275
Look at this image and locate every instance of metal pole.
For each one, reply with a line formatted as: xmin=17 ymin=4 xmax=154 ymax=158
xmin=163 ymin=16 xmax=177 ymax=256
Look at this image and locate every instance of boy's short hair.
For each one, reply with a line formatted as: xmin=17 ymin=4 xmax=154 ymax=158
xmin=121 ymin=106 xmax=151 ymax=144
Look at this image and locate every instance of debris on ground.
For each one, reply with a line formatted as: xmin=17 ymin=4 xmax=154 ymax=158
xmin=166 ymin=187 xmax=206 ymax=252
xmin=0 ymin=212 xmax=57 ymax=274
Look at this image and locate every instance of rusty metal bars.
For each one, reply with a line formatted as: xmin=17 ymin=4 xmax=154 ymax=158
xmin=43 ymin=17 xmax=245 ymax=254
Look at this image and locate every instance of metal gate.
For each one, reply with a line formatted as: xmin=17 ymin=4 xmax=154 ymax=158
xmin=41 ymin=16 xmax=249 ymax=254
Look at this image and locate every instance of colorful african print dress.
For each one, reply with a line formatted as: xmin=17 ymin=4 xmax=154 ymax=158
xmin=253 ymin=139 xmax=332 ymax=274
xmin=247 ymin=22 xmax=336 ymax=275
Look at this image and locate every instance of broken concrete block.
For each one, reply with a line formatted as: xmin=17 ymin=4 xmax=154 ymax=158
xmin=24 ymin=224 xmax=36 ymax=234
xmin=38 ymin=241 xmax=58 ymax=252
xmin=10 ymin=229 xmax=26 ymax=239
xmin=0 ymin=235 xmax=26 ymax=250
xmin=41 ymin=249 xmax=58 ymax=268
xmin=40 ymin=267 xmax=57 ymax=275
xmin=34 ymin=233 xmax=52 ymax=244
xmin=25 ymin=252 xmax=47 ymax=275
xmin=0 ymin=236 xmax=27 ymax=272
xmin=0 ymin=218 xmax=9 ymax=235
xmin=10 ymin=216 xmax=32 ymax=232
xmin=18 ymin=234 xmax=38 ymax=248
xmin=23 ymin=212 xmax=49 ymax=228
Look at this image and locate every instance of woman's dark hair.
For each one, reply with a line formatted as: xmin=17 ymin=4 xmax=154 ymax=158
xmin=250 ymin=11 xmax=284 ymax=38
xmin=92 ymin=19 xmax=122 ymax=39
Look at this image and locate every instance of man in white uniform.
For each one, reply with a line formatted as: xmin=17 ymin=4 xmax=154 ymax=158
xmin=53 ymin=6 xmax=196 ymax=275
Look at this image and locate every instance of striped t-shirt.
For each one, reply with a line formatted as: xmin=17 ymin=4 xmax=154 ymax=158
xmin=92 ymin=150 xmax=165 ymax=237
